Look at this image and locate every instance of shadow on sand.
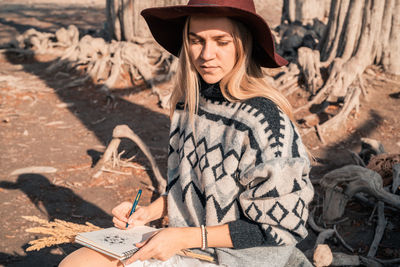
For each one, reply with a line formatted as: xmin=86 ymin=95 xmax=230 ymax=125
xmin=0 ymin=174 xmax=113 ymax=266
xmin=1 ymin=22 xmax=171 ymax=265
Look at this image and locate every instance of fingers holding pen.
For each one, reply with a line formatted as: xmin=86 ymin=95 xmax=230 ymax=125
xmin=112 ymin=201 xmax=131 ymax=221
xmin=111 ymin=201 xmax=130 ymax=229
xmin=112 ymin=205 xmax=149 ymax=229
xmin=127 ymin=206 xmax=149 ymax=226
xmin=112 ymin=217 xmax=127 ymax=229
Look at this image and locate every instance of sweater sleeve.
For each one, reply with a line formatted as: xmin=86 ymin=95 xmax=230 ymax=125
xmin=228 ymin=218 xmax=268 ymax=249
xmin=233 ymin=101 xmax=314 ymax=246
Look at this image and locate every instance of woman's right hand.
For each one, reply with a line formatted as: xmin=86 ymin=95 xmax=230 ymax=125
xmin=112 ymin=202 xmax=150 ymax=229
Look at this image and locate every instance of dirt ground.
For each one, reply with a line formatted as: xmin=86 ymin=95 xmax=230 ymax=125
xmin=0 ymin=1 xmax=399 ymax=267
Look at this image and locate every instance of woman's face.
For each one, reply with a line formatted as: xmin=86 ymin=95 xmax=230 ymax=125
xmin=188 ymin=16 xmax=237 ymax=84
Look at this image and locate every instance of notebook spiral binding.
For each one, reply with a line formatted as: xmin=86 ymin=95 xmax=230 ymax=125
xmin=122 ymin=247 xmax=138 ymax=259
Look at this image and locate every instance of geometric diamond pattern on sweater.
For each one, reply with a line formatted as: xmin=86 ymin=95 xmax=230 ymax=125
xmin=267 ymin=201 xmax=289 ymax=223
xmin=252 ymin=182 xmax=279 ymax=198
xmin=245 ymin=203 xmax=263 ymax=222
xmin=182 ymin=180 xmax=206 ymax=207
xmin=207 ymin=194 xmax=238 ymax=223
xmin=293 ymin=198 xmax=305 ymax=219
xmin=197 ymin=139 xmax=210 ymax=171
xmin=212 ymin=161 xmax=227 ymax=181
xmin=167 ymin=91 xmax=314 ymax=249
xmin=197 ymin=107 xmax=265 ymax=165
xmin=199 ymin=153 xmax=210 ymax=172
xmin=187 ymin=149 xmax=199 ymax=169
xmin=292 ymin=179 xmax=302 ymax=193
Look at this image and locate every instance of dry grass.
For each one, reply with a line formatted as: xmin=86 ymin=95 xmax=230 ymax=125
xmin=22 ymin=216 xmax=102 ymax=251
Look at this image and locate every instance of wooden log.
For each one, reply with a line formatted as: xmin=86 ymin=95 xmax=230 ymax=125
xmin=330 ymin=252 xmax=360 ymax=266
xmin=313 ymin=244 xmax=333 ymax=267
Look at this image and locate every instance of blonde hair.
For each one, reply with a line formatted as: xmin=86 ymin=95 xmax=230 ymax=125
xmin=170 ymin=17 xmax=294 ymax=123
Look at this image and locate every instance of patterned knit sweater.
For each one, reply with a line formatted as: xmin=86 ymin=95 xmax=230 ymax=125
xmin=166 ymin=81 xmax=314 ymax=259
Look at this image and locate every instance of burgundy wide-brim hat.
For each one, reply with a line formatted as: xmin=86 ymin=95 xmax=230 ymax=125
xmin=141 ymin=0 xmax=288 ymax=68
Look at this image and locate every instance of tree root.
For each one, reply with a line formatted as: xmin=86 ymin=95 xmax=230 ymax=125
xmin=308 ymin=209 xmax=327 ymax=233
xmin=367 ymin=201 xmax=387 ymax=258
xmin=7 ymin=25 xmax=175 ymax=108
xmin=320 ymin=165 xmax=400 ymax=221
xmin=393 ymin=164 xmax=400 ymax=194
xmin=347 ymin=149 xmax=366 ymax=167
xmin=297 ymin=47 xmax=323 ymax=95
xmin=275 ymin=63 xmax=300 ymax=90
xmin=286 ymin=0 xmax=398 ymax=137
xmin=93 ymin=125 xmax=166 ymax=194
xmin=374 ymin=257 xmax=400 ymax=265
xmin=333 ymin=225 xmax=354 ymax=253
xmin=309 ymin=228 xmax=382 ymax=267
xmin=315 ymin=229 xmax=335 ymax=248
xmin=317 ymin=86 xmax=361 ymax=137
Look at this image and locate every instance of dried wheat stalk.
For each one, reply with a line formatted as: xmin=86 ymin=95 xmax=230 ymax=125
xmin=22 ymin=216 xmax=102 ymax=251
xmin=22 ymin=216 xmax=213 ymax=263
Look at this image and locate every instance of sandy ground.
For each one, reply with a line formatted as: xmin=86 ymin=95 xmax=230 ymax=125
xmin=0 ymin=1 xmax=400 ymax=267
xmin=2 ymin=0 xmax=104 ymax=6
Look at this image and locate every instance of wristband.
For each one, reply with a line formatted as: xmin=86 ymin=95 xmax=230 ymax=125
xmin=201 ymin=225 xmax=208 ymax=250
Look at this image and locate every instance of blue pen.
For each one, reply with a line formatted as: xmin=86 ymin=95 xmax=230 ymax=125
xmin=126 ymin=189 xmax=142 ymax=228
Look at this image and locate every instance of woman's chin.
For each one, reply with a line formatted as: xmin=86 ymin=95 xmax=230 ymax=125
xmin=200 ymin=74 xmax=222 ymax=84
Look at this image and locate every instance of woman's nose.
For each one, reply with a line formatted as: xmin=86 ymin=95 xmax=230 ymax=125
xmin=200 ymin=42 xmax=216 ymax=60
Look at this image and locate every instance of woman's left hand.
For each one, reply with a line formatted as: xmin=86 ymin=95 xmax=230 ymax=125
xmin=124 ymin=227 xmax=195 ymax=264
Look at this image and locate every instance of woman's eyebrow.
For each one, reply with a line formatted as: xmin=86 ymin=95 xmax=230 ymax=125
xmin=188 ymin=32 xmax=232 ymax=39
xmin=188 ymin=32 xmax=205 ymax=42
xmin=213 ymin=34 xmax=232 ymax=40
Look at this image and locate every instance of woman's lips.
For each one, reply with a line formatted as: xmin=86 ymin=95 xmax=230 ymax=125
xmin=200 ymin=66 xmax=218 ymax=72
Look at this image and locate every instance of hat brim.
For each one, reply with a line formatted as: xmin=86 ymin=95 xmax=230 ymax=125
xmin=141 ymin=5 xmax=288 ymax=68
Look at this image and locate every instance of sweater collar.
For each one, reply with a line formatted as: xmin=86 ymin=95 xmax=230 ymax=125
xmin=199 ymin=77 xmax=226 ymax=101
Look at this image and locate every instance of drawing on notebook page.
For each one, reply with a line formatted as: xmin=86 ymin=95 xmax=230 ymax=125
xmin=103 ymin=235 xmax=128 ymax=245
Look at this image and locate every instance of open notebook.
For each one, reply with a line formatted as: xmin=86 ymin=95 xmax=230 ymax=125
xmin=75 ymin=226 xmax=158 ymax=261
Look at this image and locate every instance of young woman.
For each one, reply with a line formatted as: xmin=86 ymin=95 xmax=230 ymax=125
xmin=59 ymin=1 xmax=314 ymax=266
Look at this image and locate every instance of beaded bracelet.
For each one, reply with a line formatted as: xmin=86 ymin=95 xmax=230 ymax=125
xmin=200 ymin=225 xmax=208 ymax=250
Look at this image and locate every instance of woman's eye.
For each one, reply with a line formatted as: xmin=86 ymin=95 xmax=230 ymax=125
xmin=190 ymin=39 xmax=201 ymax=45
xmin=218 ymin=41 xmax=230 ymax=46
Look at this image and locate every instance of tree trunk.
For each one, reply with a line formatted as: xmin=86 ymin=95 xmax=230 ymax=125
xmin=281 ymin=0 xmax=400 ymax=137
xmin=281 ymin=0 xmax=331 ymax=25
xmin=381 ymin=0 xmax=400 ymax=75
xmin=106 ymin=0 xmax=186 ymax=42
